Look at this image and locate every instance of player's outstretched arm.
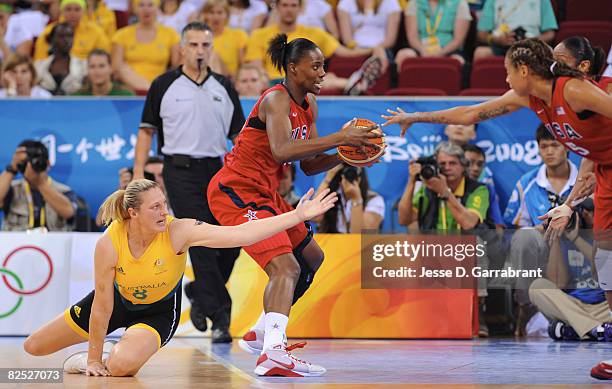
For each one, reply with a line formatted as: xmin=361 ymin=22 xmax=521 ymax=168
xmin=381 ymin=90 xmax=528 ymax=136
xmin=173 ymin=189 xmax=338 ymax=250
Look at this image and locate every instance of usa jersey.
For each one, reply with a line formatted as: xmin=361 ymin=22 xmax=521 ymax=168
xmin=529 ymin=76 xmax=612 ymax=165
xmin=223 ymin=84 xmax=313 ymax=190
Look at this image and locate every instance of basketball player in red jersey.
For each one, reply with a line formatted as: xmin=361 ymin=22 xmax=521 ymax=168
xmin=381 ymin=38 xmax=612 ymax=380
xmin=552 ymin=36 xmax=612 ymax=381
xmin=207 ymin=34 xmax=380 ymax=377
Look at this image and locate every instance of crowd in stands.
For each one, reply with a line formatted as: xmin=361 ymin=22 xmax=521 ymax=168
xmin=1 ymin=0 xmax=610 ymax=96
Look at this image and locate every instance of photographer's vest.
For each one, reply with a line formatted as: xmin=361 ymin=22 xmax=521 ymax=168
xmin=418 ymin=177 xmax=494 ymax=231
xmin=2 ymin=179 xmax=74 ymax=232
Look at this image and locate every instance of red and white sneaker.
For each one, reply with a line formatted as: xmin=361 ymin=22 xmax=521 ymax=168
xmin=254 ymin=343 xmax=326 ymax=377
xmin=238 ymin=329 xmax=264 ymax=354
xmin=591 ymin=360 xmax=612 ymax=380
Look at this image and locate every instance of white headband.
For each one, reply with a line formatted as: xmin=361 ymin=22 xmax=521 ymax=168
xmin=549 ymin=61 xmax=557 ymax=73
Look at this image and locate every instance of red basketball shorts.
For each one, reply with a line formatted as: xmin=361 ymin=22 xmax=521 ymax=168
xmin=594 ymin=163 xmax=612 ymax=239
xmin=207 ymin=169 xmax=310 ymax=269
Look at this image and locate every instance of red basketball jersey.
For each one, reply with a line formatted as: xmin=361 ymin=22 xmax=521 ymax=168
xmin=223 ymin=84 xmax=313 ymax=189
xmin=529 ymin=76 xmax=612 ymax=165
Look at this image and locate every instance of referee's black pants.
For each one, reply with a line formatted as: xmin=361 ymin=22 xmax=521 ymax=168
xmin=163 ymin=157 xmax=239 ymax=330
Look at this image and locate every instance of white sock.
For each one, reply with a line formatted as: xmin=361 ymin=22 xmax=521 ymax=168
xmin=252 ymin=311 xmax=266 ymax=333
xmin=263 ymin=312 xmax=288 ymax=352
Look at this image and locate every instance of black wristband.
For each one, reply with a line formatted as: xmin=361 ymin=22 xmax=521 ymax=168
xmin=5 ymin=164 xmax=18 ymax=175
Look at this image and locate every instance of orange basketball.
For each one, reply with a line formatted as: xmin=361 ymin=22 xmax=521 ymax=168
xmin=337 ymin=118 xmax=386 ymax=167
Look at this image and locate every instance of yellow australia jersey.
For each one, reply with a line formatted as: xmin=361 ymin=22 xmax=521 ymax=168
xmin=107 ymin=215 xmax=186 ymax=306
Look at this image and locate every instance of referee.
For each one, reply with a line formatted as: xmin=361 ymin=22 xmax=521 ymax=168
xmin=133 ymin=22 xmax=244 ymax=343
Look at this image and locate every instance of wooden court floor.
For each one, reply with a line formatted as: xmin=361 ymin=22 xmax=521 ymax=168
xmin=1 ymin=336 xmax=610 ymax=388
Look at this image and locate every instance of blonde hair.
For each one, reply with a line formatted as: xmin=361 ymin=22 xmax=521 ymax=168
xmin=97 ymin=179 xmax=159 ymax=226
xmin=202 ymin=0 xmax=230 ymax=19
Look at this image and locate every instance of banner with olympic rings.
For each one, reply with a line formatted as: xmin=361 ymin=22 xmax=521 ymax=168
xmin=1 ymin=232 xmax=473 ymax=339
xmin=0 ymin=233 xmax=71 ymax=334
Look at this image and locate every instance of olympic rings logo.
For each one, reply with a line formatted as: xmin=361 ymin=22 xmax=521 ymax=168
xmin=0 ymin=246 xmax=54 ymax=319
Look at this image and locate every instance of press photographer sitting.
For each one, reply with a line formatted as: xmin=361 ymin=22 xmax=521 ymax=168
xmin=397 ymin=142 xmax=490 ymax=231
xmin=529 ymin=198 xmax=611 ymax=341
xmin=313 ymin=163 xmax=385 ymax=233
xmin=0 ymin=140 xmax=77 ymax=231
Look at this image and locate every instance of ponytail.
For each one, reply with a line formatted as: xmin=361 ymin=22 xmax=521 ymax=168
xmin=592 ymin=46 xmax=606 ymax=78
xmin=96 ymin=179 xmax=160 ymax=226
xmin=97 ymin=190 xmax=129 ymax=226
xmin=268 ymin=33 xmax=289 ymax=75
xmin=267 ymin=34 xmax=320 ymax=76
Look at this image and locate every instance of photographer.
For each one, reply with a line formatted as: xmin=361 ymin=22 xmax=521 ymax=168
xmin=314 ymin=164 xmax=385 ymax=233
xmin=529 ymin=199 xmax=611 ymax=341
xmin=398 ymin=141 xmax=490 ymax=231
xmin=0 ymin=140 xmax=77 ymax=231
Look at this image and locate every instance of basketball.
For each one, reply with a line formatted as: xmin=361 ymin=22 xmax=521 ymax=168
xmin=337 ymin=118 xmax=386 ymax=167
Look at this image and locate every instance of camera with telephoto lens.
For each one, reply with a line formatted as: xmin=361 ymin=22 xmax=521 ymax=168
xmin=341 ymin=165 xmax=359 ymax=183
xmin=17 ymin=146 xmax=48 ymax=174
xmin=416 ymin=156 xmax=440 ymax=181
xmin=566 ymin=197 xmax=595 ymax=230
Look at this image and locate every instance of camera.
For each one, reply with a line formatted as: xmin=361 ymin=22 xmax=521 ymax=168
xmin=341 ymin=165 xmax=359 ymax=183
xmin=416 ymin=156 xmax=439 ymax=181
xmin=17 ymin=146 xmax=48 ymax=174
xmin=513 ymin=26 xmax=527 ymax=41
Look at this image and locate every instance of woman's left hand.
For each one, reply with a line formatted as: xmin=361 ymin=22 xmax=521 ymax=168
xmin=295 ymin=188 xmax=338 ymax=221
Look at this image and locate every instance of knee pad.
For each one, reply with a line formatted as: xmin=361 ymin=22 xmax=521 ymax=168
xmin=292 ymin=223 xmax=316 ymax=305
xmin=595 ymin=248 xmax=612 ymax=291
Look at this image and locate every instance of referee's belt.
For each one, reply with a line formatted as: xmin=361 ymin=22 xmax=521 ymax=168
xmin=164 ymin=154 xmax=220 ymax=168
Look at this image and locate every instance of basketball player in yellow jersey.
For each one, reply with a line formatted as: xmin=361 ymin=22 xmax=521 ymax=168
xmin=23 ymin=179 xmax=337 ymax=377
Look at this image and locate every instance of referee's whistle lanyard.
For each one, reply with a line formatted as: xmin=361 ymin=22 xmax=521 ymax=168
xmin=23 ymin=178 xmax=51 ymax=229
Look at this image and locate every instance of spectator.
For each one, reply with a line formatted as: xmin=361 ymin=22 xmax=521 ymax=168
xmin=3 ymin=0 xmax=50 ymax=61
xmin=474 ymin=0 xmax=557 ymax=61
xmin=35 ymin=22 xmax=88 ymax=95
xmin=395 ymin=0 xmax=472 ymax=68
xmin=199 ymin=0 xmax=248 ymax=78
xmin=278 ymin=164 xmax=300 ymax=208
xmin=111 ymin=0 xmax=180 ymax=91
xmin=144 ymin=156 xmax=166 ymax=195
xmin=529 ymin=200 xmax=611 ymax=341
xmin=267 ymin=0 xmax=339 ymax=39
xmin=462 ymin=143 xmax=504 ymax=229
xmin=0 ymin=2 xmax=32 ymax=61
xmin=0 ymin=140 xmax=77 ymax=231
xmin=503 ymin=124 xmax=577 ymax=336
xmin=445 ymin=123 xmax=476 ymax=146
xmin=314 ymin=164 xmax=385 ymax=233
xmin=83 ymin=0 xmax=117 ymax=38
xmin=245 ymin=0 xmax=387 ymax=90
xmin=228 ymin=0 xmax=267 ymax=33
xmin=0 ymin=53 xmax=52 ymax=97
xmin=234 ymin=63 xmax=268 ymax=96
xmin=72 ymin=48 xmax=133 ymax=95
xmin=34 ymin=0 xmax=111 ymax=61
xmin=158 ymin=0 xmax=197 ymax=33
xmin=337 ymin=0 xmax=400 ymax=50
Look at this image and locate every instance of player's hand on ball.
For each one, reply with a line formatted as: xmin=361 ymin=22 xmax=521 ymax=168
xmin=86 ymin=361 xmax=110 ymax=377
xmin=296 ymin=188 xmax=338 ymax=221
xmin=381 ymin=107 xmax=414 ymax=137
xmin=340 ymin=118 xmax=382 ymax=147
